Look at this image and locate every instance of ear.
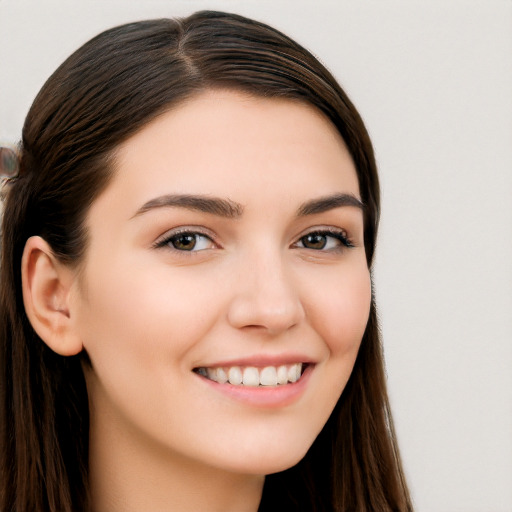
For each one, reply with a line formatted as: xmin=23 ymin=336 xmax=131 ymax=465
xmin=21 ymin=236 xmax=83 ymax=356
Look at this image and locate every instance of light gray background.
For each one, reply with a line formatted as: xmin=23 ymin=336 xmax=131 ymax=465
xmin=1 ymin=1 xmax=511 ymax=511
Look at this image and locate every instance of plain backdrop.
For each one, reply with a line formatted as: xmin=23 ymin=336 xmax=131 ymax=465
xmin=1 ymin=1 xmax=511 ymax=511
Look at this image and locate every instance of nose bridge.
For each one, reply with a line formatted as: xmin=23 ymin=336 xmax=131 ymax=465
xmin=227 ymin=242 xmax=305 ymax=334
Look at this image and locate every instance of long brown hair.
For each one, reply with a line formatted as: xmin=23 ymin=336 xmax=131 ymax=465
xmin=0 ymin=11 xmax=413 ymax=511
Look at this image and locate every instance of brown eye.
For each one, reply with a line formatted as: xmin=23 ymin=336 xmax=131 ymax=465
xmin=301 ymin=233 xmax=328 ymax=250
xmin=295 ymin=230 xmax=353 ymax=251
xmin=156 ymin=232 xmax=215 ymax=252
xmin=170 ymin=233 xmax=198 ymax=251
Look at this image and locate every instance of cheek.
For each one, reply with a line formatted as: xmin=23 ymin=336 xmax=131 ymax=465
xmin=305 ymin=264 xmax=372 ymax=355
xmin=75 ymin=259 xmax=221 ymax=364
xmin=294 ymin=264 xmax=371 ymax=451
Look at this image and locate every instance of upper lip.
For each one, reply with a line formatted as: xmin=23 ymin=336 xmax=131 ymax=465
xmin=194 ymin=354 xmax=315 ymax=369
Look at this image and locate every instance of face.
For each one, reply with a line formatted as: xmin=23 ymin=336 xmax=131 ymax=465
xmin=71 ymin=90 xmax=371 ymax=476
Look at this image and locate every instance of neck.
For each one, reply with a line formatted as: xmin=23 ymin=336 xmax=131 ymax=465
xmin=87 ymin=388 xmax=264 ymax=512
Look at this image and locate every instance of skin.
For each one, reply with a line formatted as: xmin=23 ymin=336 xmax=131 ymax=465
xmin=25 ymin=90 xmax=372 ymax=512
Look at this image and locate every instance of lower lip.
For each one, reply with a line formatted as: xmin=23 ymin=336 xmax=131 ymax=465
xmin=196 ymin=364 xmax=314 ymax=408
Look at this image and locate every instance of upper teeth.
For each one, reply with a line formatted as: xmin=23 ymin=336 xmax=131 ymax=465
xmin=196 ymin=363 xmax=304 ymax=386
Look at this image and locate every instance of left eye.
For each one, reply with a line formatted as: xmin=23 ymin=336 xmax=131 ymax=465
xmin=161 ymin=232 xmax=214 ymax=252
xmin=295 ymin=231 xmax=351 ymax=251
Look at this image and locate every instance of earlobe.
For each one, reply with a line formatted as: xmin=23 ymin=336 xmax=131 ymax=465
xmin=21 ymin=236 xmax=83 ymax=356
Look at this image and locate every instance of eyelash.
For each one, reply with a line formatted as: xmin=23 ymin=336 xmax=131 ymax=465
xmin=153 ymin=227 xmax=354 ymax=253
xmin=294 ymin=228 xmax=354 ymax=252
xmin=153 ymin=228 xmax=217 ymax=252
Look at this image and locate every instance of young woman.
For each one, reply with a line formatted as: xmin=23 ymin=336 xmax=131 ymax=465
xmin=0 ymin=10 xmax=413 ymax=512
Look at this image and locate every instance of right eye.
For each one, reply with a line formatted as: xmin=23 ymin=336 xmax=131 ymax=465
xmin=155 ymin=231 xmax=216 ymax=252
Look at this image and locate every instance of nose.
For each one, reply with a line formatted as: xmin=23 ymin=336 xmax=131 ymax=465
xmin=226 ymin=249 xmax=305 ymax=336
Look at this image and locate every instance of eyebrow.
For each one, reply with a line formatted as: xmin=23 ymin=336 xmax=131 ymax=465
xmin=296 ymin=193 xmax=365 ymax=216
xmin=132 ymin=194 xmax=244 ymax=219
xmin=132 ymin=192 xmax=364 ymax=219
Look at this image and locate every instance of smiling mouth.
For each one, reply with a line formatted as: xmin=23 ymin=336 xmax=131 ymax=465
xmin=194 ymin=363 xmax=307 ymax=387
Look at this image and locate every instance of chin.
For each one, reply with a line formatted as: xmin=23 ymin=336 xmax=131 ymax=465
xmin=220 ymin=442 xmax=312 ymax=477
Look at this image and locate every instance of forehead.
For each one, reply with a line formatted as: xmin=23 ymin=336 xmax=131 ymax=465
xmin=102 ymin=89 xmax=360 ymax=213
